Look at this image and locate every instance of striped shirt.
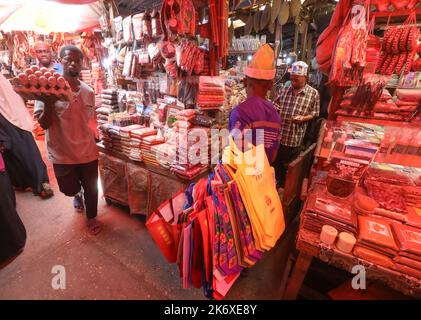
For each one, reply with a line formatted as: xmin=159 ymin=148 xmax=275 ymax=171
xmin=277 ymin=84 xmax=320 ymax=147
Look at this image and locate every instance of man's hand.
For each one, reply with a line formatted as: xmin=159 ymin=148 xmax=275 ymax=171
xmin=292 ymin=115 xmax=313 ymax=124
xmin=39 ymin=94 xmax=60 ymax=106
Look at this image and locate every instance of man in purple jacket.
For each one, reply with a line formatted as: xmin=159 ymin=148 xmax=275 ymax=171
xmin=228 ymin=44 xmax=282 ymax=165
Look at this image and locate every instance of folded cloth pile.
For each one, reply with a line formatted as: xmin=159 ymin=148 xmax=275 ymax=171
xmin=301 ymin=188 xmax=358 ymax=235
xmin=143 ymin=144 xmax=164 ymax=168
xmin=129 ymin=127 xmax=158 ymax=166
xmin=357 ymin=215 xmax=399 ymax=259
xmin=175 ymin=109 xmax=197 ymax=122
xmin=101 ymin=89 xmax=119 ymax=113
xmin=117 ymin=124 xmax=144 ymax=157
xmin=404 ymin=186 xmax=421 ymax=208
xmin=169 ymin=127 xmax=211 ymax=179
xmin=153 ymin=143 xmax=175 ymax=169
xmin=99 ymin=123 xmax=113 ymax=149
xmin=391 ymin=222 xmax=421 ymax=279
xmin=197 ymin=76 xmax=225 ymax=110
xmin=96 ymin=106 xmax=112 ymax=125
xmin=99 ymin=124 xmax=144 ymax=156
xmin=171 ymin=164 xmax=209 ymax=180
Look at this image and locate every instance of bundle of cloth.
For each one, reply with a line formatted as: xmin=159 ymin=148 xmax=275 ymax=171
xmin=395 ymin=88 xmax=421 ymax=122
xmin=96 ymin=106 xmax=112 ymax=125
xmin=130 ymin=127 xmax=159 ymax=166
xmin=100 ymin=89 xmax=119 ymax=113
xmin=152 ymin=143 xmax=175 ymax=169
xmin=138 ymin=135 xmax=165 ymax=163
xmin=98 ymin=123 xmax=113 ymax=150
xmin=170 ymin=126 xmax=211 ymax=180
xmin=392 ymin=222 xmax=421 ymax=279
xmin=197 ymin=76 xmax=225 ymax=110
xmin=117 ymin=124 xmax=144 ymax=157
xmin=301 ymin=186 xmax=358 ymax=235
xmin=354 ymin=215 xmax=399 ymax=269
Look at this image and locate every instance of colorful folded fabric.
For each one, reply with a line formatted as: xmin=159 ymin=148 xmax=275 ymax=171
xmin=353 ymin=246 xmax=395 ymax=269
xmin=358 ymin=215 xmax=399 ymax=257
xmin=391 ymin=222 xmax=421 ymax=257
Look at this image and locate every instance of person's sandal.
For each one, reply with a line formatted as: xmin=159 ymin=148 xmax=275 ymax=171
xmin=73 ymin=192 xmax=84 ymax=212
xmin=87 ymin=218 xmax=103 ymax=236
xmin=39 ymin=182 xmax=54 ymax=199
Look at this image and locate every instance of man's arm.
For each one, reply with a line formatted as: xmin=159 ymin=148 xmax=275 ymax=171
xmin=34 ymin=97 xmax=57 ymax=129
xmin=293 ymin=91 xmax=320 ymax=124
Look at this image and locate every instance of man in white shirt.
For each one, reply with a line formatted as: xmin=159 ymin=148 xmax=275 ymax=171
xmin=34 ymin=45 xmax=102 ymax=235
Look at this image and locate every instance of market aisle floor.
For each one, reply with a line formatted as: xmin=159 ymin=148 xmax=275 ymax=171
xmin=0 ymin=141 xmax=297 ymax=300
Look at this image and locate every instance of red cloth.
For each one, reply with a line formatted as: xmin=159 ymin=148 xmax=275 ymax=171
xmin=391 ymin=222 xmax=421 ymax=257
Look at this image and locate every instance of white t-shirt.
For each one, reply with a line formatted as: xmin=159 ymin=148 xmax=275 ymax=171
xmin=35 ymin=82 xmax=99 ymax=164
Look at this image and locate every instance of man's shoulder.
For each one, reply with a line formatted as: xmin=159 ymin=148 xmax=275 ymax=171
xmin=305 ymin=84 xmax=319 ymax=96
xmin=80 ymin=81 xmax=94 ymax=94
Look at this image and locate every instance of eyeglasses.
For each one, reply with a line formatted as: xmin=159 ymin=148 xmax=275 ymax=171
xmin=35 ymin=50 xmax=49 ymax=54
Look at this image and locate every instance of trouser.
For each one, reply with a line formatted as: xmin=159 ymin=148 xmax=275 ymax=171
xmin=273 ymin=145 xmax=302 ymax=187
xmin=53 ymin=160 xmax=98 ymax=219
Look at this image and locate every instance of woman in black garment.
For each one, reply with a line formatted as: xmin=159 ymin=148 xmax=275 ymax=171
xmin=0 ymin=152 xmax=26 ymax=265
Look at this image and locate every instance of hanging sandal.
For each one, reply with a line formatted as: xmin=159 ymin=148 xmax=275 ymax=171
xmin=87 ymin=218 xmax=103 ymax=236
xmin=73 ymin=192 xmax=84 ymax=212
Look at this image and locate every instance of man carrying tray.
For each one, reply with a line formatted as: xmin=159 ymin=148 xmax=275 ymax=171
xmin=34 ymin=45 xmax=102 ymax=235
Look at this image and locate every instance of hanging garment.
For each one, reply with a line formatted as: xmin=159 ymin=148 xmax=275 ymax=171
xmin=0 ymin=162 xmax=27 ymax=263
xmin=0 ymin=113 xmax=50 ymax=194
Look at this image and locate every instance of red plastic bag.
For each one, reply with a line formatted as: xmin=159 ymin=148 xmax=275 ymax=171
xmin=146 ymin=211 xmax=182 ymax=263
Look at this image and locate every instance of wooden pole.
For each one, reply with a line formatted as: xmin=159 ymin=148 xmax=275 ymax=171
xmin=301 ymin=21 xmax=308 ymax=61
xmin=306 ymin=31 xmax=313 ymax=66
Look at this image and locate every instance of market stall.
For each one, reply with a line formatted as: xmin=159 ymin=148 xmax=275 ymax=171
xmin=283 ymin=0 xmax=421 ymax=299
xmin=283 ymin=120 xmax=421 ymax=299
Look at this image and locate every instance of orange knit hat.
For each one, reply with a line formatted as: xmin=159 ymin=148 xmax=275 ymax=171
xmin=244 ymin=44 xmax=276 ymax=80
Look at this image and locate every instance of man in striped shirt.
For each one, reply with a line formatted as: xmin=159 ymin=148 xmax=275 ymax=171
xmin=274 ymin=61 xmax=320 ymax=185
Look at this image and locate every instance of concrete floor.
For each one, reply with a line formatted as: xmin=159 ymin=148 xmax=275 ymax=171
xmin=0 ymin=141 xmax=297 ymax=300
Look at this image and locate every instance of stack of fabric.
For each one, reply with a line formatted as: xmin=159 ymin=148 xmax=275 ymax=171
xmin=101 ymin=89 xmax=119 ymax=113
xmin=130 ymin=127 xmax=157 ymax=166
xmin=118 ymin=124 xmax=144 ymax=157
xmin=98 ymin=123 xmax=113 ymax=150
xmin=301 ymin=188 xmax=358 ymax=235
xmin=170 ymin=127 xmax=211 ymax=180
xmin=153 ymin=143 xmax=175 ymax=169
xmin=91 ymin=61 xmax=105 ymax=94
xmin=136 ymin=135 xmax=165 ymax=164
xmin=96 ymin=106 xmax=112 ymax=125
xmin=392 ymin=222 xmax=421 ymax=279
xmin=353 ymin=215 xmax=399 ymax=269
xmin=197 ymin=76 xmax=225 ymax=110
xmin=128 ymin=128 xmax=144 ymax=162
